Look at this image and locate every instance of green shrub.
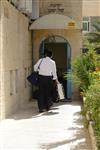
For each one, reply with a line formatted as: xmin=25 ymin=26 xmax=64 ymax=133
xmin=72 ymin=46 xmax=100 ymax=92
xmin=84 ymin=83 xmax=100 ymax=147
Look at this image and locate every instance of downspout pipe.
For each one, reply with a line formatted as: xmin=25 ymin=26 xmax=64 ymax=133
xmin=31 ymin=0 xmax=39 ymax=20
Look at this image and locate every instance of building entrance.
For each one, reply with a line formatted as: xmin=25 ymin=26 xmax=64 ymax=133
xmin=39 ymin=35 xmax=72 ymax=99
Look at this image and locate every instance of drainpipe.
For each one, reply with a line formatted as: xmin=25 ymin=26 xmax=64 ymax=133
xmin=31 ymin=0 xmax=39 ymax=20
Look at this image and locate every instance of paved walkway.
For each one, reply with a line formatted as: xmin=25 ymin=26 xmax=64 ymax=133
xmin=0 ymin=98 xmax=92 ymax=150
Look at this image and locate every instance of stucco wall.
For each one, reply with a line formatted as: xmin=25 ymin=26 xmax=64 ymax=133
xmin=83 ymin=0 xmax=100 ymax=16
xmin=0 ymin=0 xmax=32 ymax=120
xmin=99 ymin=1 xmax=100 ymax=15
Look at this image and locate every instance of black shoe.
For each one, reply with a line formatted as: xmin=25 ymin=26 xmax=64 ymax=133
xmin=48 ymin=101 xmax=53 ymax=107
xmin=55 ymin=100 xmax=59 ymax=103
xmin=39 ymin=110 xmax=44 ymax=113
xmin=46 ymin=108 xmax=50 ymax=111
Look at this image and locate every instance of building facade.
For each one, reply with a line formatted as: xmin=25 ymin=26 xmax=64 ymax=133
xmin=30 ymin=0 xmax=82 ymax=99
xmin=0 ymin=0 xmax=100 ymax=120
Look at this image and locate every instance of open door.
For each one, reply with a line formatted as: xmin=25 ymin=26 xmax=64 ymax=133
xmin=66 ymin=44 xmax=72 ymax=100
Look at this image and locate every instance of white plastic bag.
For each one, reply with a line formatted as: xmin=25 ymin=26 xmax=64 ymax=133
xmin=57 ymin=83 xmax=65 ymax=100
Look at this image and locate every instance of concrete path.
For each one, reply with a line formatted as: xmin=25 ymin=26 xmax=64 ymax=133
xmin=0 ymin=99 xmax=92 ymax=150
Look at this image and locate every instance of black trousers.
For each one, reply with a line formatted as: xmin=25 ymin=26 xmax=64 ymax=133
xmin=52 ymin=80 xmax=59 ymax=102
xmin=38 ymin=75 xmax=53 ymax=111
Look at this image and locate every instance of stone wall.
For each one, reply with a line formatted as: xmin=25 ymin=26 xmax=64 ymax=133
xmin=39 ymin=0 xmax=82 ymax=22
xmin=83 ymin=0 xmax=100 ymax=16
xmin=0 ymin=0 xmax=32 ymax=120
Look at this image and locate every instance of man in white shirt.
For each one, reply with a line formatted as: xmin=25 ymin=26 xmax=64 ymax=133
xmin=34 ymin=49 xmax=58 ymax=113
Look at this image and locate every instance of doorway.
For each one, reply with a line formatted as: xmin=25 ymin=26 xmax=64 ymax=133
xmin=39 ymin=35 xmax=72 ymax=99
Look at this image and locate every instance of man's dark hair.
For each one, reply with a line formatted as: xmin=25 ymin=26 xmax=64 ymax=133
xmin=44 ymin=49 xmax=53 ymax=58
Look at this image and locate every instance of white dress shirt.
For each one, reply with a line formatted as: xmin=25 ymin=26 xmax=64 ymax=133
xmin=34 ymin=57 xmax=57 ymax=80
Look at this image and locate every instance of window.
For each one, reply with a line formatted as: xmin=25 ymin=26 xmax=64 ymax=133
xmin=83 ymin=17 xmax=90 ymax=32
